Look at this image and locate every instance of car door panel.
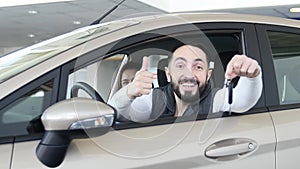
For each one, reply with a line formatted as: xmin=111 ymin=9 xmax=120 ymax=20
xmin=11 ymin=113 xmax=275 ymax=169
xmin=0 ymin=144 xmax=12 ymax=169
xmin=270 ymin=109 xmax=300 ymax=168
xmin=11 ymin=141 xmax=48 ymax=169
xmin=256 ymin=24 xmax=300 ymax=169
xmin=67 ymin=113 xmax=275 ymax=169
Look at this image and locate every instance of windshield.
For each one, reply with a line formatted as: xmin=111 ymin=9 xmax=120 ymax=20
xmin=0 ymin=20 xmax=139 ymax=83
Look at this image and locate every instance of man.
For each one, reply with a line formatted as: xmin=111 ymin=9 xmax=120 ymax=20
xmin=118 ymin=62 xmax=140 ymax=89
xmin=109 ymin=44 xmax=262 ymax=122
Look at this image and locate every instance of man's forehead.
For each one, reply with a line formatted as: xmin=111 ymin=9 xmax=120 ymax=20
xmin=172 ymin=45 xmax=208 ymax=62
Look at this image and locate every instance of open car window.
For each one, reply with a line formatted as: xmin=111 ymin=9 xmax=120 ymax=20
xmin=66 ymin=27 xmax=247 ymax=126
xmin=66 ymin=54 xmax=128 ymax=102
xmin=111 ymin=31 xmax=244 ymax=123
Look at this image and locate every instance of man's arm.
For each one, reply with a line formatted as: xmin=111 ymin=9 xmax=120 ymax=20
xmin=108 ymin=85 xmax=153 ymax=122
xmin=213 ymin=55 xmax=263 ymax=113
xmin=109 ymin=57 xmax=156 ymax=122
xmin=213 ymin=73 xmax=262 ymax=112
xmin=108 ymin=86 xmax=132 ymax=121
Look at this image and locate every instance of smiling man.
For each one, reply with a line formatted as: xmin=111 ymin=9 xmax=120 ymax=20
xmin=166 ymin=45 xmax=213 ymax=116
xmin=109 ymin=43 xmax=263 ymax=122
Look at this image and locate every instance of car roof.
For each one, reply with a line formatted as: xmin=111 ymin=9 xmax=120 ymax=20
xmin=1 ymin=12 xmax=300 ymax=100
xmin=133 ymin=12 xmax=300 ymax=28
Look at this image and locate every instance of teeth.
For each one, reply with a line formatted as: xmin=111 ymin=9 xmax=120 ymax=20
xmin=182 ymin=83 xmax=195 ymax=87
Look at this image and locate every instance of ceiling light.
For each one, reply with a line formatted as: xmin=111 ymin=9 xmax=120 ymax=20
xmin=0 ymin=0 xmax=74 ymax=8
xmin=290 ymin=7 xmax=300 ymax=13
xmin=28 ymin=10 xmax=39 ymax=14
xmin=28 ymin=34 xmax=36 ymax=38
xmin=73 ymin=21 xmax=81 ymax=25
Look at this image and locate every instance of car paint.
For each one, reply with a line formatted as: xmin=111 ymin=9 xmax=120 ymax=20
xmin=1 ymin=13 xmax=300 ymax=169
xmin=271 ymin=109 xmax=300 ymax=168
xmin=11 ymin=113 xmax=274 ymax=169
xmin=2 ymin=13 xmax=300 ymax=100
xmin=0 ymin=144 xmax=12 ymax=169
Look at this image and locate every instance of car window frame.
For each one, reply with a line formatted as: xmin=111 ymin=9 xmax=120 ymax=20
xmin=0 ymin=68 xmax=60 ymax=142
xmin=193 ymin=22 xmax=266 ymax=113
xmin=256 ymin=23 xmax=300 ymax=111
xmin=58 ymin=22 xmax=267 ymax=131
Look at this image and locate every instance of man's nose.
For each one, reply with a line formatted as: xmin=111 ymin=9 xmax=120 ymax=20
xmin=182 ymin=66 xmax=195 ymax=78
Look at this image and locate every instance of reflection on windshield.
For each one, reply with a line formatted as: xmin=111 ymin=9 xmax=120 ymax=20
xmin=0 ymin=20 xmax=140 ymax=83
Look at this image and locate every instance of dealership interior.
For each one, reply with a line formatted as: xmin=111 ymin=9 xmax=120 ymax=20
xmin=1 ymin=0 xmax=300 ymax=56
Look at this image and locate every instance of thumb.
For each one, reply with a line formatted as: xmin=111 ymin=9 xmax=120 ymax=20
xmin=140 ymin=56 xmax=149 ymax=71
xmin=225 ymin=61 xmax=234 ymax=80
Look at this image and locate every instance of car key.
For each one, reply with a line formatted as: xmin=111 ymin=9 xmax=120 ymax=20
xmin=225 ymin=79 xmax=233 ymax=115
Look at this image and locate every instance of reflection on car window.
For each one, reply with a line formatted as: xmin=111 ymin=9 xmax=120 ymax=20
xmin=108 ymin=31 xmax=248 ymax=124
xmin=0 ymin=80 xmax=53 ymax=137
xmin=268 ymin=31 xmax=300 ymax=104
xmin=0 ymin=20 xmax=139 ymax=83
xmin=67 ymin=54 xmax=126 ymax=102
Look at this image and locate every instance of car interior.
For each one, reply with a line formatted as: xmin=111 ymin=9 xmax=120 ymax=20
xmin=268 ymin=31 xmax=300 ymax=104
xmin=0 ymin=30 xmax=248 ymax=136
xmin=274 ymin=57 xmax=300 ymax=104
xmin=66 ymin=30 xmax=244 ymax=123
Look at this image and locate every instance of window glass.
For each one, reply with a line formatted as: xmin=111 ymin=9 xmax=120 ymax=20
xmin=0 ymin=80 xmax=53 ymax=137
xmin=109 ymin=31 xmax=243 ymax=123
xmin=66 ymin=54 xmax=126 ymax=102
xmin=0 ymin=20 xmax=139 ymax=83
xmin=268 ymin=31 xmax=300 ymax=104
xmin=67 ymin=30 xmax=244 ymax=125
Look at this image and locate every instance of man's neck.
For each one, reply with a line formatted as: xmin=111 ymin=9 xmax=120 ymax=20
xmin=174 ymin=93 xmax=190 ymax=117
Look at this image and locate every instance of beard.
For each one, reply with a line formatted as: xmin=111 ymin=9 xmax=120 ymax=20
xmin=170 ymin=76 xmax=207 ymax=103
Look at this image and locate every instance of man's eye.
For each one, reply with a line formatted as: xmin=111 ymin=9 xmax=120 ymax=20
xmin=122 ymin=81 xmax=129 ymax=86
xmin=195 ymin=65 xmax=203 ymax=70
xmin=176 ymin=64 xmax=184 ymax=69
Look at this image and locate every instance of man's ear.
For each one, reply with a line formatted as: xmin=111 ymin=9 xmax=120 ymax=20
xmin=165 ymin=67 xmax=171 ymax=82
xmin=206 ymin=69 xmax=212 ymax=83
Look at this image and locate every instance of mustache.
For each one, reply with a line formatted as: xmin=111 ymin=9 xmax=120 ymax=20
xmin=178 ymin=78 xmax=200 ymax=85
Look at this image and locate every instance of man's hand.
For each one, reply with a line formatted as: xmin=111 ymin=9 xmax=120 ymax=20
xmin=127 ymin=57 xmax=157 ymax=100
xmin=225 ymin=55 xmax=261 ymax=79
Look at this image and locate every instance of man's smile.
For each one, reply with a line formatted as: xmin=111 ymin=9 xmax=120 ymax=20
xmin=179 ymin=78 xmax=199 ymax=92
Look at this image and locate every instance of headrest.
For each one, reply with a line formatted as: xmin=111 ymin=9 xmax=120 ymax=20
xmin=157 ymin=58 xmax=169 ymax=87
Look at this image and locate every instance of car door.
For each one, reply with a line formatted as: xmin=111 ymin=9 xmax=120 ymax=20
xmin=0 ymin=138 xmax=13 ymax=169
xmin=8 ymin=22 xmax=276 ymax=169
xmin=0 ymin=69 xmax=60 ymax=169
xmin=256 ymin=24 xmax=300 ymax=169
xmin=35 ymin=22 xmax=274 ymax=169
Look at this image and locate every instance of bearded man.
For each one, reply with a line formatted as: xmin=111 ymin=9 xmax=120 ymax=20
xmin=109 ymin=43 xmax=262 ymax=122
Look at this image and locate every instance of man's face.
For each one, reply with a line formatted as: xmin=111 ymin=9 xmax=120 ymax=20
xmin=165 ymin=45 xmax=212 ymax=103
xmin=121 ymin=69 xmax=137 ymax=87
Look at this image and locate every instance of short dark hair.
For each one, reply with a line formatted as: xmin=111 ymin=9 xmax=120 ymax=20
xmin=168 ymin=42 xmax=214 ymax=67
xmin=120 ymin=62 xmax=141 ymax=73
xmin=118 ymin=62 xmax=141 ymax=89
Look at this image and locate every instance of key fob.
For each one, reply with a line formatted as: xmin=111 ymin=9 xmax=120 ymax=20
xmin=226 ymin=80 xmax=233 ymax=104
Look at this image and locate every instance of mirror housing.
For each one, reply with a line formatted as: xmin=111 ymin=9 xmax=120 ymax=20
xmin=36 ymin=98 xmax=115 ymax=168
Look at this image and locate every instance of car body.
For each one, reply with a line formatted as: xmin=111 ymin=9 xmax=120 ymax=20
xmin=1 ymin=13 xmax=300 ymax=169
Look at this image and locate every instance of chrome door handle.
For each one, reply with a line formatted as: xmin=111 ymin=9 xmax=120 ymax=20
xmin=205 ymin=138 xmax=257 ymax=160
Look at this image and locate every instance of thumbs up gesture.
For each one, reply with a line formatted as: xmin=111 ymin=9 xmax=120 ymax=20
xmin=127 ymin=57 xmax=157 ymax=100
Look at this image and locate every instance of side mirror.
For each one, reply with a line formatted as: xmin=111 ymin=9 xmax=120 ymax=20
xmin=36 ymin=98 xmax=115 ymax=168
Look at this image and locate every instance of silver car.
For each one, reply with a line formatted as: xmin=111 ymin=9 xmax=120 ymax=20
xmin=1 ymin=13 xmax=300 ymax=169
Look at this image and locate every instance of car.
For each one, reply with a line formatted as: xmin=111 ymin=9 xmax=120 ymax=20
xmin=1 ymin=12 xmax=300 ymax=169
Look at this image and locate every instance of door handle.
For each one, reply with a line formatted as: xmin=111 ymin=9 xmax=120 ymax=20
xmin=205 ymin=138 xmax=257 ymax=160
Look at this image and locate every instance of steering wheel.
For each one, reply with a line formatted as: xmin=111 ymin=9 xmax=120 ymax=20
xmin=70 ymin=82 xmax=104 ymax=102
